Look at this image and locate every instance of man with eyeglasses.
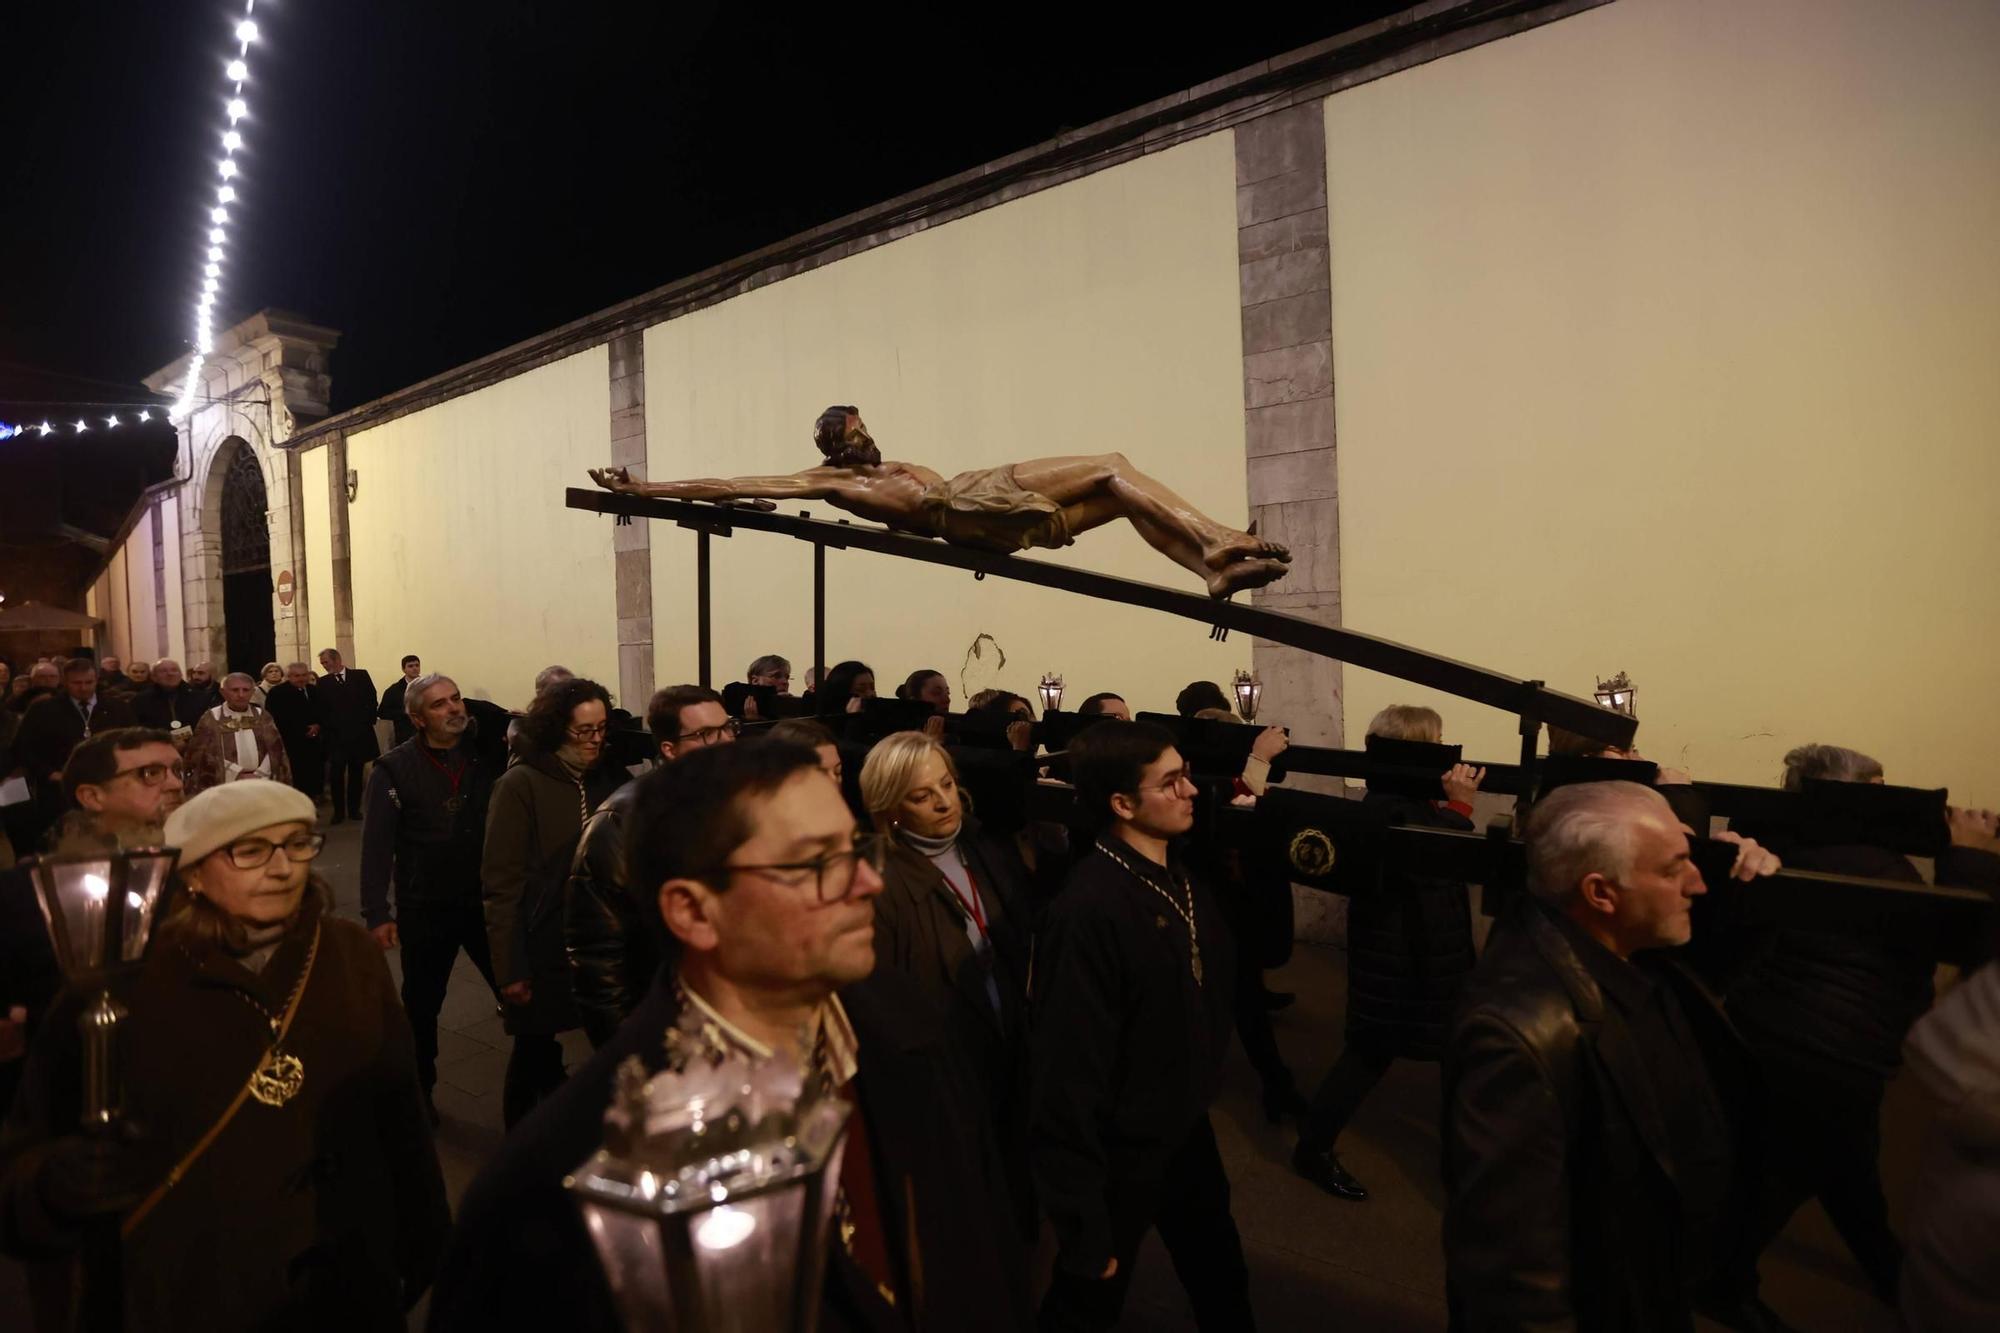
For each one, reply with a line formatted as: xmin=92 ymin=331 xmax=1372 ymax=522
xmin=565 ymin=685 xmax=739 ymax=1047
xmin=1030 ymin=720 xmax=1256 ymax=1332
xmin=433 ymin=739 xmax=1034 ymax=1332
xmin=1 ymin=728 xmax=184 ymax=1114
xmin=359 ymin=673 xmax=504 ymax=1124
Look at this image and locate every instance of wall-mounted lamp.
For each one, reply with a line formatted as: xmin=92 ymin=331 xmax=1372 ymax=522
xmin=345 ymin=469 xmax=359 ymax=503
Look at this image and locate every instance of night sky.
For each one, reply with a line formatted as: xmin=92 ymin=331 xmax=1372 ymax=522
xmin=1 ymin=2 xmax=1411 ymax=552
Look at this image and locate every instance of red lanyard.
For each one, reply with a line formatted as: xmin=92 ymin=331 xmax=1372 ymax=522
xmin=417 ymin=745 xmax=467 ymax=802
xmin=940 ymin=861 xmax=989 ymax=938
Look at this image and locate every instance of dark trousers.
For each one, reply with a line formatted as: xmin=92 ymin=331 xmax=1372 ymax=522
xmin=503 ymin=1034 xmax=568 ymax=1130
xmin=327 ymin=749 xmax=369 ymax=820
xmin=399 ymin=900 xmax=497 ymax=1092
xmin=1038 ymin=1116 xmax=1256 ymax=1333
xmin=286 ymin=741 xmax=324 ymax=802
xmin=1715 ymin=1058 xmax=1900 ymax=1304
xmin=1299 ymin=1035 xmax=1396 ymax=1153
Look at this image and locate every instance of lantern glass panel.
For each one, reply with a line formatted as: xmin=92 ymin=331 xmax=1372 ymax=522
xmin=581 ymin=1201 xmax=674 ymax=1329
xmin=117 ymin=851 xmax=177 ymax=964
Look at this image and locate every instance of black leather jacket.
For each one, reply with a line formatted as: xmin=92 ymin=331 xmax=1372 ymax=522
xmin=562 ymin=783 xmax=657 ymax=1049
xmin=1442 ymin=903 xmax=1756 ymax=1333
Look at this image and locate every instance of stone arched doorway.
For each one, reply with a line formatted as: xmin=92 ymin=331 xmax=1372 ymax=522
xmin=217 ymin=439 xmax=275 ymax=673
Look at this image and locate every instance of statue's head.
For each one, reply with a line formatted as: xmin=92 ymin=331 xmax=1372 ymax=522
xmin=813 ymin=405 xmax=880 ymax=468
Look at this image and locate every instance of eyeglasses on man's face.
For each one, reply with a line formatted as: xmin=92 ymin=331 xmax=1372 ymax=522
xmin=223 ymin=831 xmax=327 ymax=870
xmin=678 ymin=718 xmax=742 ymax=745
xmin=109 ymin=762 xmax=186 ymax=788
xmin=713 ymin=830 xmax=885 ymax=903
xmin=1135 ymin=767 xmax=1196 ymax=797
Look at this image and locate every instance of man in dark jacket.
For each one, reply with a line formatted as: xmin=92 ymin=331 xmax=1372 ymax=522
xmin=360 ymin=674 xmax=504 ymax=1124
xmin=564 ymin=683 xmax=736 ymax=1047
xmin=1029 ymin=720 xmax=1254 ymax=1332
xmin=13 ymin=659 xmax=138 ymax=837
xmin=1443 ymin=781 xmax=1780 ymax=1333
xmin=132 ymin=658 xmax=210 ymax=735
xmin=1704 ymin=744 xmax=2000 ymax=1323
xmin=264 ymin=661 xmax=326 ymax=802
xmin=317 ymin=647 xmax=380 ymax=824
xmin=377 ymin=654 xmax=422 ymax=748
xmin=433 ymin=738 xmax=1032 ymax=1333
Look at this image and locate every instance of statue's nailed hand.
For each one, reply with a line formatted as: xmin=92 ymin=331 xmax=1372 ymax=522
xmin=589 ymin=466 xmax=632 ymax=491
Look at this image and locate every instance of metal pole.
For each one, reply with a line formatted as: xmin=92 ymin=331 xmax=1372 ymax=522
xmin=697 ymin=530 xmax=712 ymax=689
xmin=813 ymin=542 xmax=826 ymax=690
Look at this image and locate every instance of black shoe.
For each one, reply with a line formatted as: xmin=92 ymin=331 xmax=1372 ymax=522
xmin=1692 ymin=1295 xmax=1798 ymax=1333
xmin=1292 ymin=1145 xmax=1368 ymax=1201
xmin=1262 ymin=1083 xmax=1309 ymax=1125
xmin=1261 ymin=988 xmax=1296 ymax=1011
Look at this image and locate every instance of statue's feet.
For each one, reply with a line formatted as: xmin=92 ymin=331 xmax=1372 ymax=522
xmin=1206 ymin=556 xmax=1291 ymax=598
xmin=1203 ymin=526 xmax=1291 ymax=571
xmin=588 ymin=466 xmax=632 ymax=491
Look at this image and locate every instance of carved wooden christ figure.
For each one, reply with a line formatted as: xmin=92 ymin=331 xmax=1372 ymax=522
xmin=590 ymin=406 xmax=1292 ymax=597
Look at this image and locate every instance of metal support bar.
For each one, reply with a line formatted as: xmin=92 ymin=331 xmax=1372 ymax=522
xmin=813 ymin=541 xmax=826 ymax=691
xmin=696 ymin=529 xmax=711 ymax=689
xmin=566 ymin=489 xmax=1636 ymax=746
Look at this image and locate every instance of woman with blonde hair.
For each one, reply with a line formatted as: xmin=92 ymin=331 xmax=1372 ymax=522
xmin=0 ymin=782 xmax=447 ymax=1328
xmin=1293 ymin=702 xmax=1485 ymax=1203
xmin=859 ymin=729 xmax=1035 ymax=1230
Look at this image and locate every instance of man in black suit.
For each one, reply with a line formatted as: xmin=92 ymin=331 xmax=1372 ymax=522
xmin=263 ymin=661 xmax=326 ymax=803
xmin=316 ymin=646 xmax=380 ymax=824
xmin=431 ymin=740 xmax=1032 ymax=1333
xmin=12 ymin=659 xmax=138 ymax=839
xmin=132 ymin=658 xmax=209 ymax=735
xmin=376 ymin=654 xmax=422 ymax=748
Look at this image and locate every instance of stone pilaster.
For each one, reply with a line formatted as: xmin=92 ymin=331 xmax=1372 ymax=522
xmin=608 ymin=332 xmax=654 ymax=711
xmin=1235 ymin=103 xmax=1345 ymax=941
xmin=325 ymin=431 xmax=356 ymax=662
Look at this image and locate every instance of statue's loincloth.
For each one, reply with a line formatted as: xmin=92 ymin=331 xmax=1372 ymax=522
xmin=916 ymin=465 xmax=1074 ymax=553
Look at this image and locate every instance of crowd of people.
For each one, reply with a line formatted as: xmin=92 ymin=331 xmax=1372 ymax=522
xmin=0 ymin=642 xmax=1996 ymax=1332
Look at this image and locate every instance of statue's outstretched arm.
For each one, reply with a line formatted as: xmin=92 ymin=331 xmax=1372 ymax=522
xmin=589 ymin=465 xmax=845 ymax=502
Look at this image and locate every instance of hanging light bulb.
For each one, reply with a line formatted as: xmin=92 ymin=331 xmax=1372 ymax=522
xmin=74 ymin=420 xmax=88 ymax=433
xmin=138 ymin=410 xmax=152 ymax=423
xmin=237 ymin=19 xmax=259 ymax=43
xmin=225 ymin=59 xmax=248 ymax=83
xmin=222 ymin=129 xmax=242 ymax=151
xmin=211 ymin=206 xmax=228 ymax=223
xmin=105 ymin=416 xmax=121 ymax=429
xmin=39 ymin=422 xmax=53 ymax=436
xmin=219 ymin=158 xmax=238 ymax=179
xmin=226 ymin=98 xmax=247 ymax=121
xmin=217 ymin=184 xmax=235 ymax=203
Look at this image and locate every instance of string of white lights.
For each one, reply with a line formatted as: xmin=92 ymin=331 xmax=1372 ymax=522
xmin=0 ymin=408 xmax=164 ymax=440
xmin=169 ymin=1 xmax=263 ymax=423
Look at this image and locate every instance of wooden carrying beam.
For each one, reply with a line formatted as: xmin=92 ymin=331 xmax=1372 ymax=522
xmin=566 ymin=488 xmax=1637 ymax=746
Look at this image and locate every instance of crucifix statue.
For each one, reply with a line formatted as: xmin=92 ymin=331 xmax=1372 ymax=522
xmin=590 ymin=406 xmax=1291 ymax=597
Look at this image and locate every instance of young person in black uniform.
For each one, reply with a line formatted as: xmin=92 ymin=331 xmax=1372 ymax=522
xmin=359 ymin=674 xmax=505 ymax=1125
xmin=1029 ymin=720 xmax=1256 ymax=1332
xmin=377 ymin=654 xmax=423 ymax=747
xmin=432 ymin=739 xmax=1032 ymax=1333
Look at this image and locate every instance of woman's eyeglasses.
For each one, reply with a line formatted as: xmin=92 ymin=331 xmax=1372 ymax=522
xmin=224 ymin=832 xmax=327 ymax=870
xmin=566 ymin=723 xmax=611 ymax=740
xmin=712 ymin=831 xmax=886 ymax=903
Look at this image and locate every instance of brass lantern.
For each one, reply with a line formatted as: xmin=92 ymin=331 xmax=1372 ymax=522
xmin=1594 ymin=672 xmax=1637 ymax=718
xmin=20 ymin=847 xmax=179 ymax=1128
xmin=567 ymin=1027 xmax=851 ymax=1333
xmin=1037 ymin=672 xmax=1065 ymax=716
xmin=1231 ymin=669 xmax=1264 ymax=725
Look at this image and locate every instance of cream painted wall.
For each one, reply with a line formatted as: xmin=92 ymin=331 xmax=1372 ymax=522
xmin=645 ymin=134 xmax=1252 ymax=713
xmin=344 ymin=347 xmax=616 ymax=707
xmin=126 ymin=507 xmax=159 ymax=664
xmin=300 ymin=453 xmax=334 ymax=660
xmin=105 ymin=547 xmax=131 ymax=662
xmin=1328 ymin=0 xmax=2000 ymax=797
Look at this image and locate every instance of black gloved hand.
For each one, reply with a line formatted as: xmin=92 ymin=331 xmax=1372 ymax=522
xmin=36 ymin=1129 xmax=153 ymax=1222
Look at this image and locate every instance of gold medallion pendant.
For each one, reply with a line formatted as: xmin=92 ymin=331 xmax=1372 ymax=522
xmin=249 ymin=1049 xmax=306 ymax=1107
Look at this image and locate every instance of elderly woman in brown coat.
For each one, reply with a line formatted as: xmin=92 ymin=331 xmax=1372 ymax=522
xmin=0 ymin=782 xmax=448 ymax=1331
xmin=860 ymin=730 xmax=1035 ymax=1231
